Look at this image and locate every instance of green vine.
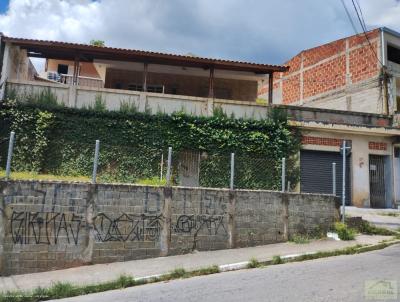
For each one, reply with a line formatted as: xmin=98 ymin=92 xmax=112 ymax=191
xmin=0 ymin=100 xmax=301 ymax=188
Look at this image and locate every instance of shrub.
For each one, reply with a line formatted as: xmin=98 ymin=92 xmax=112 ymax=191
xmin=272 ymin=255 xmax=283 ymax=265
xmin=247 ymin=257 xmax=260 ymax=268
xmin=334 ymin=222 xmax=356 ymax=241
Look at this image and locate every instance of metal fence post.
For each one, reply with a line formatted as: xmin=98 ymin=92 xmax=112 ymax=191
xmin=281 ymin=157 xmax=286 ymax=192
xmin=92 ymin=140 xmax=100 ymax=184
xmin=166 ymin=147 xmax=172 ymax=186
xmin=5 ymin=131 xmax=15 ymax=180
xmin=160 ymin=153 xmax=164 ymax=181
xmin=230 ymin=153 xmax=235 ymax=190
xmin=342 ymin=141 xmax=346 ymax=223
xmin=332 ymin=162 xmax=336 ymax=196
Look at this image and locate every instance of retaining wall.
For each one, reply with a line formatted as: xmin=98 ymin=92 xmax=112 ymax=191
xmin=0 ymin=180 xmax=340 ymax=275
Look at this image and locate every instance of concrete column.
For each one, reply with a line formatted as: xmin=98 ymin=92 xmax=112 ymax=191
xmin=68 ymin=85 xmax=77 ymax=107
xmin=206 ymin=98 xmax=214 ymax=116
xmin=0 ymin=42 xmax=10 ymax=100
xmin=351 ymin=139 xmax=370 ymax=207
xmin=160 ymin=187 xmax=172 ymax=256
xmin=80 ymin=184 xmax=96 ymax=264
xmin=282 ymin=193 xmax=289 ymax=241
xmin=228 ymin=191 xmax=236 ymax=248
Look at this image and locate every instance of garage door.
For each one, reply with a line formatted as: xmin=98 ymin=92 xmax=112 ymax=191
xmin=300 ymin=150 xmax=351 ymax=205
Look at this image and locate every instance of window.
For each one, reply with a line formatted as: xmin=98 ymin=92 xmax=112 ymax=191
xmin=388 ymin=45 xmax=400 ymax=65
xmin=127 ymin=83 xmax=164 ymax=93
xmin=57 ymin=64 xmax=69 ymax=75
xmin=127 ymin=84 xmax=143 ymax=91
xmin=147 ymin=85 xmax=164 ymax=93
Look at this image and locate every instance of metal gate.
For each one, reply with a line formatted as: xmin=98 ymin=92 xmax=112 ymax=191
xmin=369 ymin=155 xmax=386 ymax=208
xmin=300 ymin=150 xmax=351 ymax=205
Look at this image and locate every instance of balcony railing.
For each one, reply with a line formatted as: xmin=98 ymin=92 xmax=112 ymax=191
xmin=46 ymin=72 xmax=104 ymax=88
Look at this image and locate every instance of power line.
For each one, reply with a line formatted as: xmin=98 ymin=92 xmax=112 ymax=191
xmin=349 ymin=0 xmax=384 ymax=66
xmin=340 ymin=0 xmax=359 ymax=35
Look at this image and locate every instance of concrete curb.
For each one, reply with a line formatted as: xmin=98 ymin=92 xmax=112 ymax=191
xmin=139 ymin=239 xmax=400 ymax=280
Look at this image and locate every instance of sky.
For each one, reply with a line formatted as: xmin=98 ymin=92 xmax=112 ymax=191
xmin=0 ymin=0 xmax=400 ymax=69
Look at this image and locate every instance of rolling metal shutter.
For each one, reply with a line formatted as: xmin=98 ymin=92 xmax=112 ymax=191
xmin=300 ymin=150 xmax=351 ymax=205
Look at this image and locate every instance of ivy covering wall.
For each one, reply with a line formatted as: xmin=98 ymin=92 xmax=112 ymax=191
xmin=0 ymin=100 xmax=301 ymax=189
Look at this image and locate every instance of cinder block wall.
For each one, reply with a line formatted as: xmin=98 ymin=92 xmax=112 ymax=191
xmin=0 ymin=180 xmax=339 ymax=276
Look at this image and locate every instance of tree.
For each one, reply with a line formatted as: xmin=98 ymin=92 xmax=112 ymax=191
xmin=90 ymin=39 xmax=105 ymax=47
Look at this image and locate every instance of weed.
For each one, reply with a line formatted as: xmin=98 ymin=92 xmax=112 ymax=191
xmin=272 ymin=255 xmax=283 ymax=265
xmin=93 ymin=94 xmax=107 ymax=112
xmin=119 ymin=100 xmax=138 ymax=114
xmin=168 ymin=268 xmax=186 ymax=279
xmin=357 ymin=220 xmax=397 ymax=236
xmin=289 ymin=234 xmax=310 ymax=244
xmin=334 ymin=222 xmax=356 ymax=241
xmin=247 ymin=257 xmax=261 ymax=268
xmin=115 ymin=274 xmax=135 ymax=288
xmin=136 ymin=177 xmax=166 ymax=186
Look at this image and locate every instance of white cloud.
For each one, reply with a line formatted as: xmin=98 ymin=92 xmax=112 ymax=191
xmin=1 ymin=0 xmax=400 ymax=70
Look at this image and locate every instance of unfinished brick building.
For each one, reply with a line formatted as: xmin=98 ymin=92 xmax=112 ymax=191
xmin=259 ymin=27 xmax=400 ymax=116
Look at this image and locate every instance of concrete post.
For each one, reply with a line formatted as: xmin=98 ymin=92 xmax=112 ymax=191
xmin=228 ymin=190 xmax=236 ymax=248
xmin=160 ymin=187 xmax=172 ymax=256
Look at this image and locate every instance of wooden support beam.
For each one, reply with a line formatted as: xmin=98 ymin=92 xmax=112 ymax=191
xmin=268 ymin=72 xmax=274 ymax=105
xmin=208 ymin=66 xmax=214 ymax=98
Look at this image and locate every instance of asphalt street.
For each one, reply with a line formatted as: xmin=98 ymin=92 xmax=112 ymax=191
xmin=53 ymin=244 xmax=400 ymax=302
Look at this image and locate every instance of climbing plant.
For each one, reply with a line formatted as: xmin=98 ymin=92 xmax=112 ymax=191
xmin=0 ymin=99 xmax=301 ymax=188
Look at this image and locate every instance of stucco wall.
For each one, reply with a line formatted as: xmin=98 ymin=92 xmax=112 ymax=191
xmin=301 ymin=130 xmax=394 ymax=208
xmin=0 ymin=180 xmax=339 ymax=275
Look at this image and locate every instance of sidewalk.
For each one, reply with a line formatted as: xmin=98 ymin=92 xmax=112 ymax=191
xmin=0 ymin=234 xmax=393 ymax=292
xmin=346 ymin=206 xmax=400 ymax=230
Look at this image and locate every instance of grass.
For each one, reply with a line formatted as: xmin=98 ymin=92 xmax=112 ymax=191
xmin=0 ymin=170 xmax=90 ymax=182
xmin=1 ymin=240 xmax=399 ymax=302
xmin=271 ymin=255 xmax=283 ymax=265
xmin=378 ymin=212 xmax=400 ymax=217
xmin=334 ymin=222 xmax=356 ymax=240
xmin=289 ymin=234 xmax=311 ymax=244
xmin=357 ymin=220 xmax=399 ymax=236
xmin=0 ymin=171 xmax=167 ymax=186
xmin=247 ymin=258 xmax=261 ymax=268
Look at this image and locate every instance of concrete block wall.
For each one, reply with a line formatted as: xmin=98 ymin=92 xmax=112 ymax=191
xmin=0 ymin=180 xmax=339 ymax=276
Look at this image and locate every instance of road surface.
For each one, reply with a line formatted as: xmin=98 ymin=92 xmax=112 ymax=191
xmin=53 ymin=244 xmax=400 ymax=302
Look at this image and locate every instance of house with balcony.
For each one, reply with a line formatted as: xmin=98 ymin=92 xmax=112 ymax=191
xmin=0 ymin=35 xmax=284 ymax=119
xmin=1 ymin=33 xmax=400 ymax=209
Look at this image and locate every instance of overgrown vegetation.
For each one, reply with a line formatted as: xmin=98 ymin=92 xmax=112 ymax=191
xmin=0 ymin=99 xmax=301 ymax=188
xmin=271 ymin=255 xmax=283 ymax=265
xmin=247 ymin=257 xmax=261 ymax=268
xmin=289 ymin=234 xmax=311 ymax=244
xmin=356 ymin=220 xmax=399 ymax=236
xmin=334 ymin=222 xmax=356 ymax=241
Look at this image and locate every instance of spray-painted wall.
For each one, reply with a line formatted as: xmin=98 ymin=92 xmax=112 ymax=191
xmin=0 ymin=180 xmax=339 ymax=275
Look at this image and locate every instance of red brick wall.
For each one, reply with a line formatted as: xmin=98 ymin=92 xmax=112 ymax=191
xmin=349 ymin=41 xmax=379 ymax=83
xmin=303 ymin=55 xmax=346 ymax=98
xmin=302 ymin=136 xmax=344 ymax=147
xmin=282 ymin=74 xmax=300 ymax=104
xmin=368 ymin=142 xmax=387 ymax=151
xmin=302 ymin=39 xmax=346 ymax=68
xmin=265 ymin=29 xmax=381 ymax=105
